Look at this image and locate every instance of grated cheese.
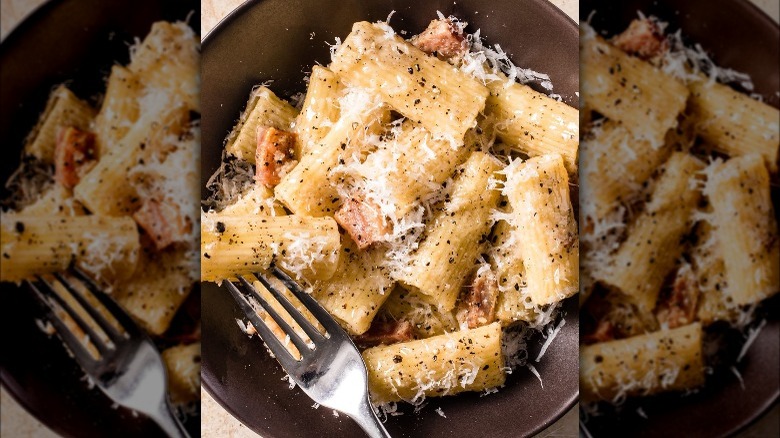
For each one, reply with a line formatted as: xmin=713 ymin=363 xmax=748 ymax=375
xmin=737 ymin=319 xmax=767 ymax=362
xmin=527 ymin=364 xmax=543 ymax=389
xmin=730 ymin=366 xmax=745 ymax=390
xmin=535 ymin=318 xmax=566 ymax=362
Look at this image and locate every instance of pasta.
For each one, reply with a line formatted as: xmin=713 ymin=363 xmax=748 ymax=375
xmin=502 ymin=154 xmax=578 ymax=307
xmin=294 ymin=66 xmax=343 ymax=156
xmin=0 ymin=214 xmax=140 ymax=283
xmin=225 ymin=86 xmax=299 ymax=162
xmin=396 ymin=151 xmax=502 ymax=311
xmin=701 ymin=155 xmax=779 ymax=306
xmin=362 ymin=322 xmax=505 ymax=404
xmin=486 ymin=78 xmax=579 ymax=173
xmin=581 ymin=323 xmax=705 ymax=402
xmin=599 ymin=152 xmax=704 ymax=313
xmin=23 ymin=85 xmax=96 ymax=161
xmin=200 ymin=213 xmax=341 ymax=283
xmin=204 ymin=14 xmax=579 ymax=408
xmin=580 ymin=27 xmax=689 ymax=147
xmin=688 ymin=80 xmax=780 ymax=171
xmin=330 ymin=21 xmax=489 ymax=143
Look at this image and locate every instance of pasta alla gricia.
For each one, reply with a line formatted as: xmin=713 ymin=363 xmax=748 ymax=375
xmin=204 ymin=13 xmax=579 ymax=409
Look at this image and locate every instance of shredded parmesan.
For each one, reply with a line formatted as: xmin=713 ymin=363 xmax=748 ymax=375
xmin=730 ymin=366 xmax=745 ymax=390
xmin=527 ymin=364 xmax=543 ymax=389
xmin=737 ymin=319 xmax=767 ymax=362
xmin=535 ymin=318 xmax=566 ymax=362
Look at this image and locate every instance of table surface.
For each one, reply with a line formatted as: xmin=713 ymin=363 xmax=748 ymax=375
xmin=1 ymin=0 xmax=777 ymax=437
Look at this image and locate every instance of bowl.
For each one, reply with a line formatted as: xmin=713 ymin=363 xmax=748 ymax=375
xmin=200 ymin=0 xmax=579 ymax=437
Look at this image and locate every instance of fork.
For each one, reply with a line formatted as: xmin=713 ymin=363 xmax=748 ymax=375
xmin=26 ymin=268 xmax=189 ymax=438
xmin=225 ymin=266 xmax=391 ymax=438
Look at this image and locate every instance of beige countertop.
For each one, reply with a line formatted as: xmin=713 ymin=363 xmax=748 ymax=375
xmin=1 ymin=0 xmax=777 ymax=437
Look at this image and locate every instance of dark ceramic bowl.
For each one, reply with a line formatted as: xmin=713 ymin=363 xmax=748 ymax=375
xmin=201 ymin=1 xmax=578 ymax=437
xmin=580 ymin=1 xmax=780 ymax=437
xmin=0 ymin=1 xmax=200 ymax=437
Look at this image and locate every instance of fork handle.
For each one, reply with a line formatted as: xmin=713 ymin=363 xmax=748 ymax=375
xmin=350 ymin=398 xmax=392 ymax=438
xmin=150 ymin=400 xmax=190 ymax=438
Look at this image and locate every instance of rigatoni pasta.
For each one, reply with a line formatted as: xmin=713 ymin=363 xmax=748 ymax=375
xmin=294 ymin=66 xmax=343 ymax=156
xmin=502 ymin=154 xmax=578 ymax=307
xmin=599 ymin=152 xmax=704 ymax=313
xmin=204 ymin=14 xmax=579 ymax=408
xmin=689 ymin=80 xmax=780 ymax=171
xmin=23 ymin=85 xmax=96 ymax=161
xmin=362 ymin=322 xmax=505 ymax=404
xmin=225 ymin=86 xmax=299 ymax=162
xmin=200 ymin=213 xmax=341 ymax=283
xmin=581 ymin=323 xmax=705 ymax=402
xmin=0 ymin=214 xmax=139 ymax=283
xmin=580 ymin=27 xmax=688 ymax=147
xmin=486 ymin=79 xmax=579 ymax=173
xmin=702 ymin=155 xmax=779 ymax=306
xmin=330 ymin=21 xmax=489 ymax=143
xmin=396 ymin=151 xmax=502 ymax=311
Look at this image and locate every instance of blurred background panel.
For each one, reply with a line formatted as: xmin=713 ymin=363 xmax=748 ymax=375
xmin=1 ymin=0 xmax=200 ymax=436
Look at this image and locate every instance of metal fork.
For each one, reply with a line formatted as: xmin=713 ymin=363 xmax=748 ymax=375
xmin=225 ymin=266 xmax=391 ymax=438
xmin=26 ymin=268 xmax=189 ymax=438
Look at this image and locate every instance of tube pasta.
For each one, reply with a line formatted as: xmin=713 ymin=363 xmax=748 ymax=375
xmin=486 ymin=79 xmax=579 ymax=173
xmin=225 ymin=86 xmax=299 ymax=162
xmin=689 ymin=80 xmax=780 ymax=171
xmin=115 ymin=247 xmax=197 ymax=335
xmin=600 ymin=152 xmax=705 ymax=313
xmin=702 ymin=155 xmax=779 ymax=306
xmin=0 ymin=214 xmax=139 ymax=283
xmin=580 ymin=120 xmax=672 ymax=220
xmin=161 ymin=342 xmax=201 ymax=404
xmin=94 ymin=65 xmax=142 ymax=156
xmin=344 ymin=119 xmax=476 ymax=221
xmin=23 ymin=85 xmax=96 ymax=161
xmin=503 ymin=154 xmax=578 ymax=307
xmin=581 ymin=323 xmax=705 ymax=402
xmin=294 ymin=66 xmax=343 ymax=156
xmin=331 ymin=21 xmax=489 ymax=143
xmin=311 ymin=236 xmax=395 ymax=335
xmin=580 ymin=26 xmax=688 ymax=147
xmin=128 ymin=21 xmax=200 ymax=113
xmin=397 ymin=152 xmax=502 ymax=311
xmin=274 ymin=101 xmax=388 ymax=217
xmin=200 ymin=212 xmax=341 ymax=283
xmin=362 ymin=322 xmax=505 ymax=404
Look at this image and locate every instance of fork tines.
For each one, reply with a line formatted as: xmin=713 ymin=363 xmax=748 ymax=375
xmin=26 ymin=269 xmax=129 ymax=366
xmin=226 ymin=267 xmax=339 ymax=364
